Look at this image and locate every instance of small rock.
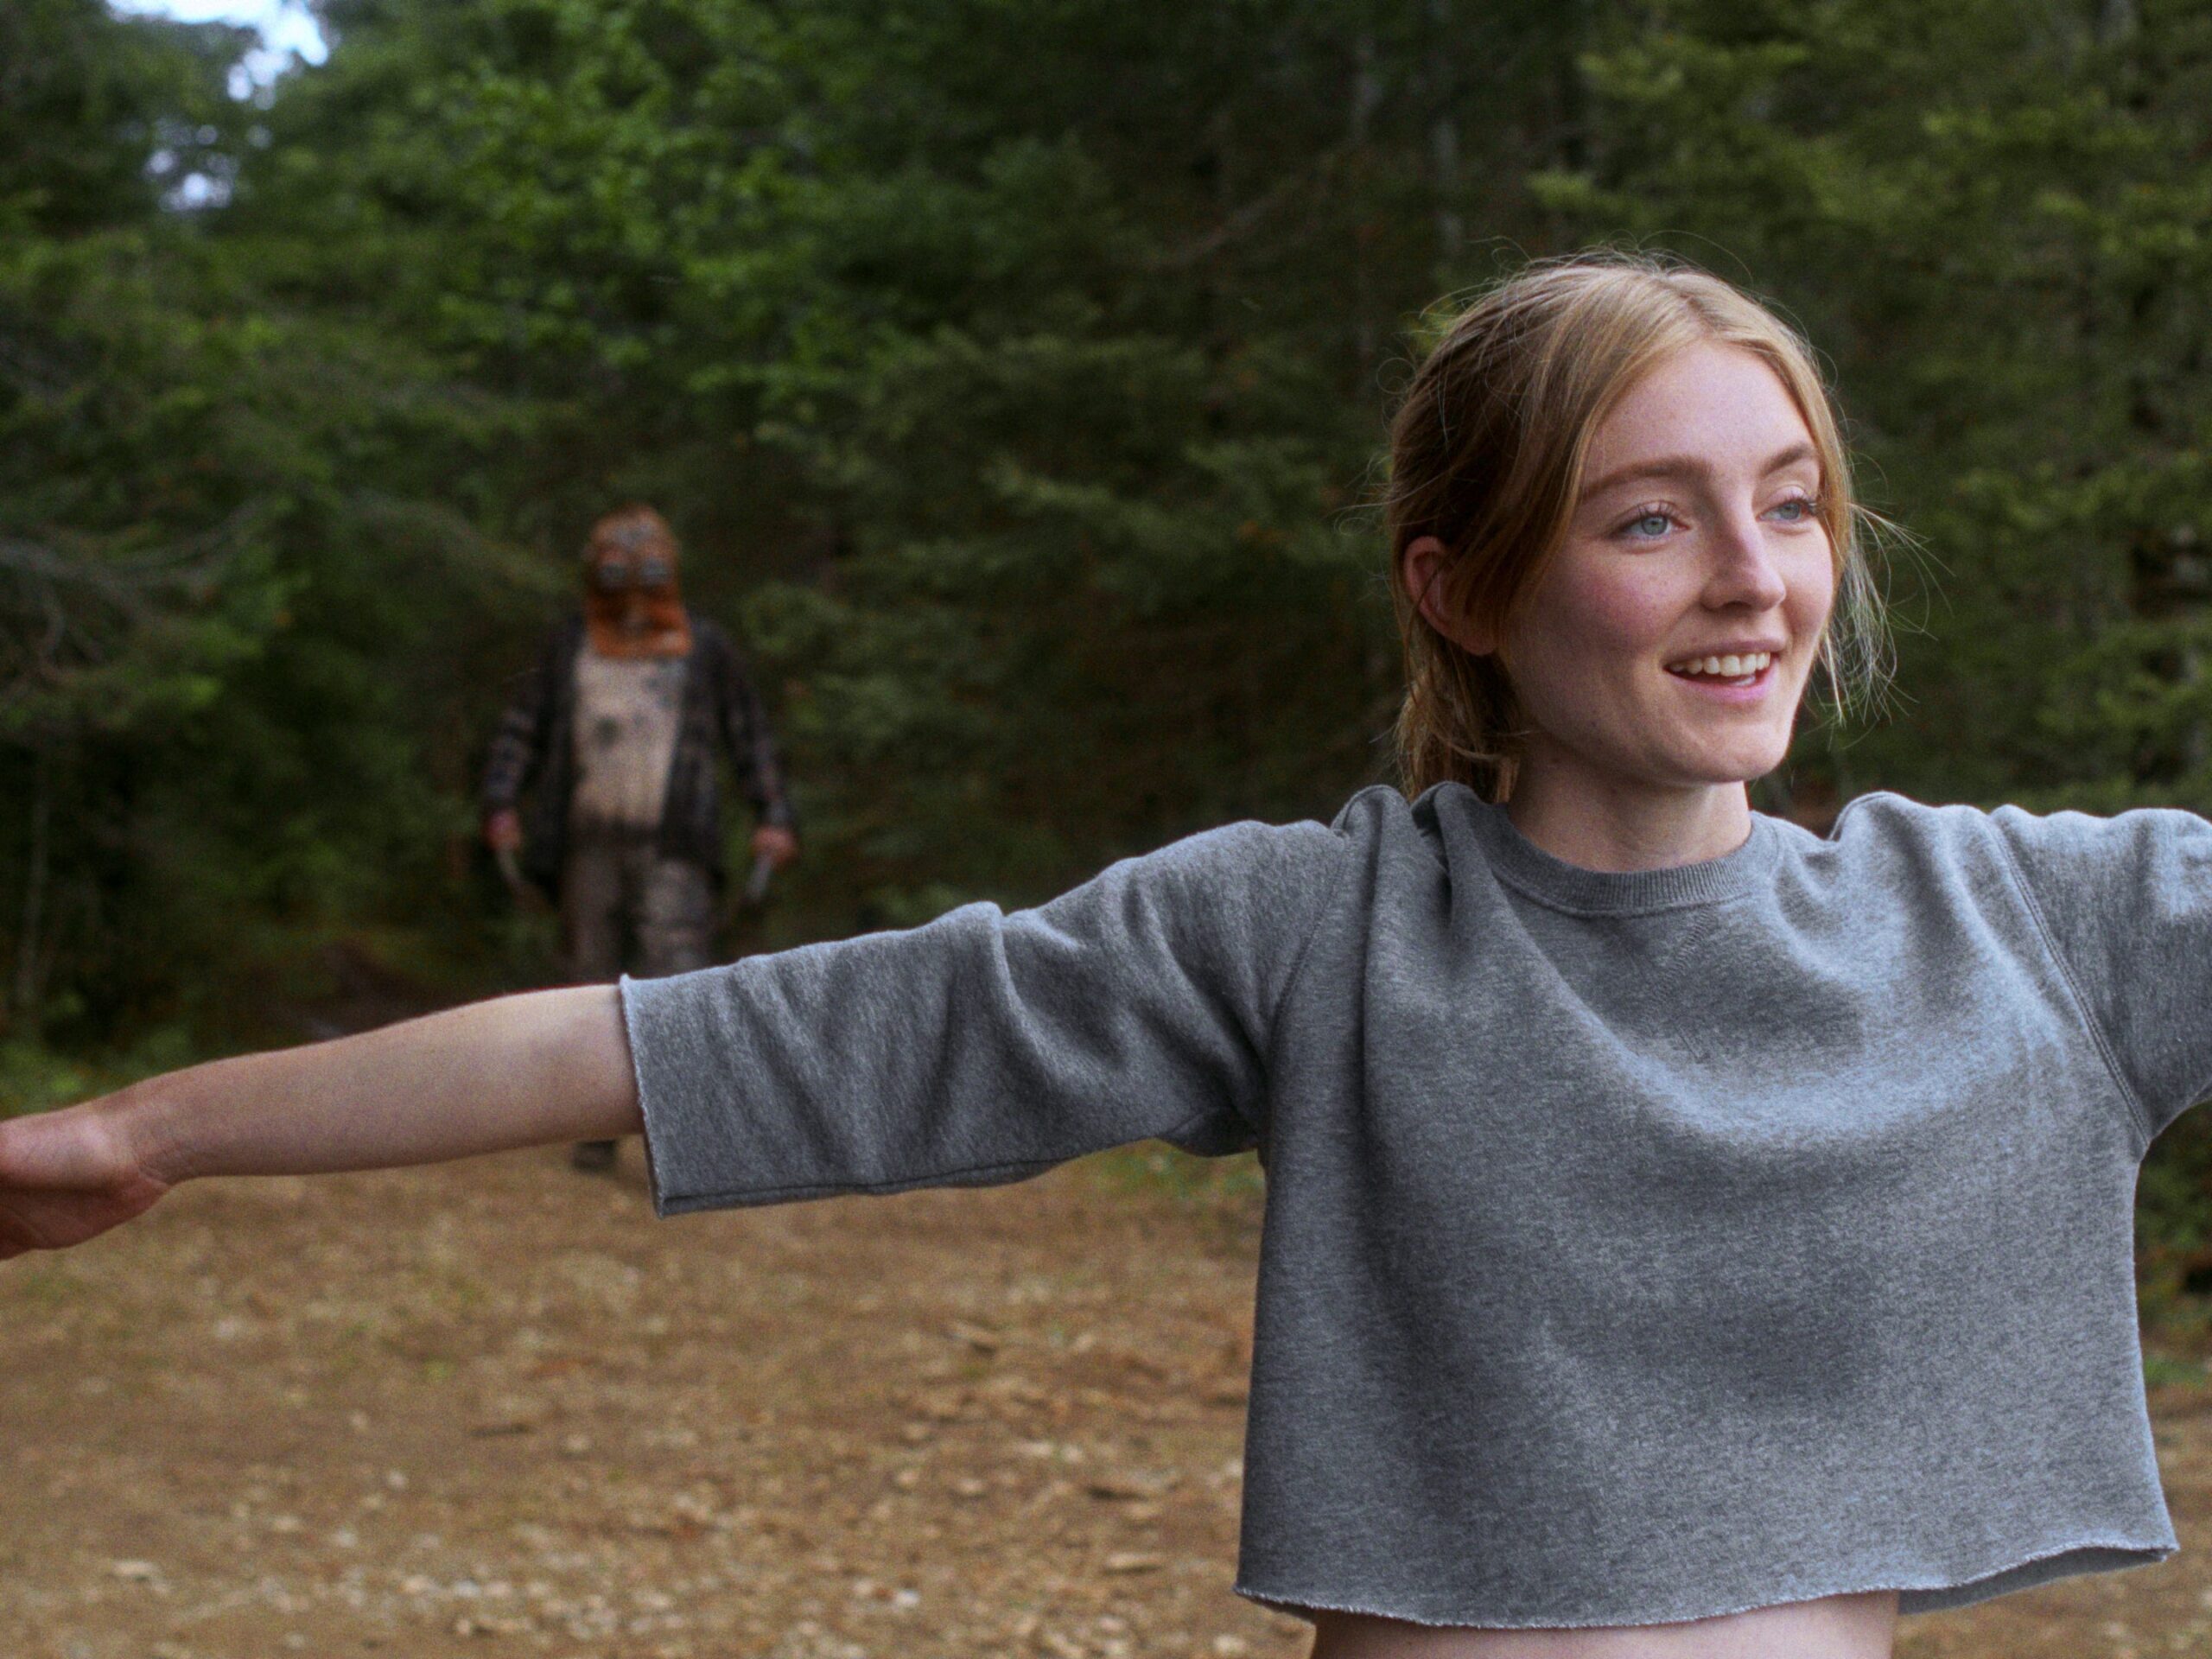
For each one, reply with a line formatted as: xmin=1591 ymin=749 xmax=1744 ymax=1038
xmin=1084 ymin=1477 xmax=1153 ymax=1501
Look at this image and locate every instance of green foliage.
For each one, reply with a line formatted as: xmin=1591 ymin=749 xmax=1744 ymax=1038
xmin=0 ymin=0 xmax=247 ymax=232
xmin=1529 ymin=0 xmax=2212 ymax=816
xmin=0 ymin=7 xmax=560 ymax=1044
xmin=0 ymin=1023 xmax=196 ymax=1118
xmin=2139 ymin=1106 xmax=2212 ymax=1340
xmin=11 ymin=0 xmax=2212 ymax=1317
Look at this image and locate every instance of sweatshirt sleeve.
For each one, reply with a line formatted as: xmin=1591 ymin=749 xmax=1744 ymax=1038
xmin=1990 ymin=802 xmax=2212 ymax=1146
xmin=619 ymin=817 xmax=1351 ymax=1216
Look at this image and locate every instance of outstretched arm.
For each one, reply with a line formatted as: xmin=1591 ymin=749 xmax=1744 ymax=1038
xmin=0 ymin=985 xmax=638 ymax=1261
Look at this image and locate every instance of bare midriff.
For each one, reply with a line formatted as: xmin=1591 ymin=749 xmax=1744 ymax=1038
xmin=1306 ymin=1591 xmax=1899 ymax=1659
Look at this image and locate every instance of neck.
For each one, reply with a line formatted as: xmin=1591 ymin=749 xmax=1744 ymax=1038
xmin=1501 ymin=763 xmax=1754 ymax=874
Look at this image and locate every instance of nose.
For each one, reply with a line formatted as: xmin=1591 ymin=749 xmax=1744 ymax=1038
xmin=1701 ymin=505 xmax=1789 ymax=613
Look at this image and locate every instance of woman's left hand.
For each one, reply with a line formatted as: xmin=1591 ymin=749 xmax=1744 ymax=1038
xmin=0 ymin=1100 xmax=173 ymax=1260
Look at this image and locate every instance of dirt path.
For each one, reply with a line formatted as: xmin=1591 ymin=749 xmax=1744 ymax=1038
xmin=5 ymin=1147 xmax=2212 ymax=1658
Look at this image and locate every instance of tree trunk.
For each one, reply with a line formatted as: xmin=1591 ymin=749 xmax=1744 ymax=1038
xmin=1351 ymin=27 xmax=1382 ymax=379
xmin=1429 ymin=0 xmax=1462 ymax=265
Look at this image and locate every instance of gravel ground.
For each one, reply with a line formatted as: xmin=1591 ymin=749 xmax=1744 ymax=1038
xmin=3 ymin=1145 xmax=2210 ymax=1658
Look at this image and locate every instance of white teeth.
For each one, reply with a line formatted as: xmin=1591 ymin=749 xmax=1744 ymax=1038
xmin=1668 ymin=651 xmax=1771 ymax=679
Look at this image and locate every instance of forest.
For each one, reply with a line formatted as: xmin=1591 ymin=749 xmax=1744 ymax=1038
xmin=8 ymin=0 xmax=2212 ymax=1304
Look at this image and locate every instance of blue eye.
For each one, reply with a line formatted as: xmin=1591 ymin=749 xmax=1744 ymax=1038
xmin=1629 ymin=512 xmax=1672 ymax=538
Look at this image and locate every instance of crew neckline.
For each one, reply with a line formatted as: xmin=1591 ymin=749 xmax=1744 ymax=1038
xmin=1458 ymin=788 xmax=1782 ymax=913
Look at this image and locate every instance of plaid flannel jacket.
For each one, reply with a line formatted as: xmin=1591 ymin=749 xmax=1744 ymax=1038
xmin=480 ymin=611 xmax=795 ymax=896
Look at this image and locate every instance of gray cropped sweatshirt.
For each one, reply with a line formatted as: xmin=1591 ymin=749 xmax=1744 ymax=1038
xmin=619 ymin=783 xmax=2212 ymax=1629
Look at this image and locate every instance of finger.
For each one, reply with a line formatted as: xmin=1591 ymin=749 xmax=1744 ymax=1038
xmin=0 ymin=1188 xmax=79 ymax=1254
xmin=0 ymin=1187 xmax=155 ymax=1257
xmin=0 ymin=1193 xmax=60 ymax=1255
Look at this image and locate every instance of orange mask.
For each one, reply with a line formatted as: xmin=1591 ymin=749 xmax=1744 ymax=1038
xmin=581 ymin=505 xmax=693 ymax=659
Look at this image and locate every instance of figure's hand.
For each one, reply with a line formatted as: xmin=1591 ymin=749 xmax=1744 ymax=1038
xmin=484 ymin=809 xmax=524 ymax=855
xmin=0 ymin=1100 xmax=172 ymax=1261
xmin=751 ymin=824 xmax=799 ymax=871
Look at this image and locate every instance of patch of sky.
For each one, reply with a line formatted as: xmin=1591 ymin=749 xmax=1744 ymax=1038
xmin=110 ymin=0 xmax=330 ymax=101
xmin=108 ymin=1 xmax=330 ymax=208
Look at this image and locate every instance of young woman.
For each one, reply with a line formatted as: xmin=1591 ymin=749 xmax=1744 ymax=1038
xmin=4 ymin=251 xmax=2205 ymax=1659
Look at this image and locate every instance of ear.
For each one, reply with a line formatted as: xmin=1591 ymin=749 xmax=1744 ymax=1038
xmin=1401 ymin=536 xmax=1497 ymax=656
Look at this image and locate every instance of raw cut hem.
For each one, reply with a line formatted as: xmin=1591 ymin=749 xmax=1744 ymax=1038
xmin=1894 ymin=1539 xmax=2173 ymax=1615
xmin=1233 ymin=1537 xmax=2175 ymax=1631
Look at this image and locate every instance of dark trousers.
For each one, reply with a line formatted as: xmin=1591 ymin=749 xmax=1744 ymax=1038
xmin=560 ymin=830 xmax=715 ymax=1159
xmin=561 ymin=833 xmax=715 ymax=984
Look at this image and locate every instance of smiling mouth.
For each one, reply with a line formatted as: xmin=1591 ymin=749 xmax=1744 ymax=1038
xmin=1665 ymin=650 xmax=1775 ymax=689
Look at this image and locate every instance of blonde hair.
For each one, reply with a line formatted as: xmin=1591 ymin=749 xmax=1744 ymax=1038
xmin=1385 ymin=249 xmax=1896 ymax=803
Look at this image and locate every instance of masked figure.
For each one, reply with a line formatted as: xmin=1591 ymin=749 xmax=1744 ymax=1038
xmin=480 ymin=505 xmax=798 ymax=1169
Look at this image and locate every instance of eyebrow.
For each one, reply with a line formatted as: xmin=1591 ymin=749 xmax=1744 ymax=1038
xmin=1580 ymin=442 xmax=1820 ymax=502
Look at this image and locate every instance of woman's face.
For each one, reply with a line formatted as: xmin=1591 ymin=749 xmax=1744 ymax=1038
xmin=1477 ymin=341 xmax=1836 ymax=807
